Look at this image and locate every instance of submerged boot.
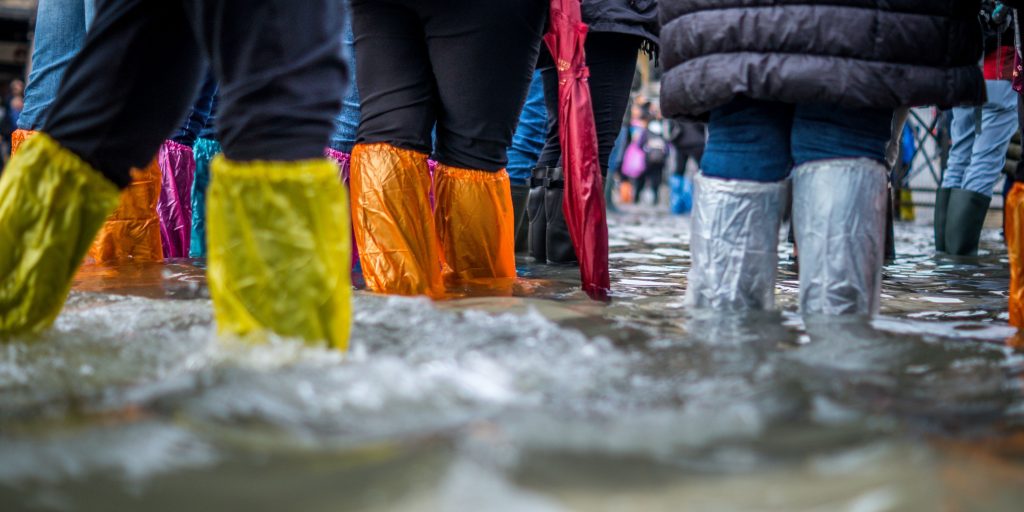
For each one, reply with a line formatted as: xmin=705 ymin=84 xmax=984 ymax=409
xmin=189 ymin=137 xmax=221 ymax=258
xmin=157 ymin=140 xmax=196 ymax=258
xmin=434 ymin=163 xmax=516 ymax=283
xmin=350 ymin=143 xmax=443 ymax=297
xmin=87 ymin=158 xmax=163 ymax=263
xmin=934 ymin=187 xmax=952 ymax=253
xmin=945 ymin=188 xmax=992 ymax=256
xmin=793 ymin=158 xmax=888 ymax=315
xmin=206 ymin=157 xmax=351 ymax=349
xmin=527 ymin=166 xmax=550 ymax=262
xmin=511 ymin=182 xmax=530 ymax=254
xmin=685 ymin=173 xmax=786 ymax=310
xmin=0 ymin=133 xmax=121 ymax=335
xmin=543 ymin=167 xmax=578 ymax=264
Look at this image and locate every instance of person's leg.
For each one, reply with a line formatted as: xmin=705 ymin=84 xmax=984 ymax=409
xmin=686 ymin=98 xmax=792 ymax=311
xmin=324 ymin=11 xmax=361 ymax=269
xmin=944 ymin=81 xmax=1019 ymax=255
xmin=507 ymin=71 xmax=547 ymax=254
xmin=424 ymin=0 xmax=547 ymax=282
xmin=17 ymin=0 xmax=90 ymax=131
xmin=348 ymin=0 xmax=443 ymax=297
xmin=532 ymin=32 xmax=641 ymax=264
xmin=183 ymin=0 xmax=351 ymax=349
xmin=941 ymin=106 xmax=977 ymax=190
xmin=1 ymin=0 xmax=203 ymax=335
xmin=790 ymin=104 xmax=894 ymax=315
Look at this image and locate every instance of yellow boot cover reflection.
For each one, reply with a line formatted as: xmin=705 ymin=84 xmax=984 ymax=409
xmin=433 ymin=163 xmax=516 ymax=283
xmin=87 ymin=158 xmax=163 ymax=263
xmin=351 ymin=143 xmax=443 ymax=298
xmin=206 ymin=157 xmax=352 ymax=350
xmin=0 ymin=133 xmax=120 ymax=335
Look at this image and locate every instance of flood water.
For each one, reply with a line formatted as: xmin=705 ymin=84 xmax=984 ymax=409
xmin=2 ymin=207 xmax=1024 ymax=511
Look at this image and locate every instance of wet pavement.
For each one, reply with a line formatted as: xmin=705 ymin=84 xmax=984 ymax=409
xmin=2 ymin=206 xmax=1024 ymax=511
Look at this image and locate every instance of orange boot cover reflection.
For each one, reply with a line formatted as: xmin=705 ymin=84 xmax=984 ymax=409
xmin=1007 ymin=182 xmax=1024 ymax=328
xmin=10 ymin=131 xmax=163 ymax=263
xmin=350 ymin=143 xmax=443 ymax=297
xmin=433 ymin=163 xmax=516 ymax=284
xmin=87 ymin=158 xmax=163 ymax=263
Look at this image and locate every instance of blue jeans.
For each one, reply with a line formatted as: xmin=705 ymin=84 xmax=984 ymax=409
xmin=171 ymin=71 xmax=218 ymax=146
xmin=18 ymin=0 xmax=96 ymax=130
xmin=701 ymin=98 xmax=894 ymax=182
xmin=329 ymin=12 xmax=360 ymax=153
xmin=507 ymin=70 xmax=547 ymax=185
xmin=942 ymin=80 xmax=1018 ymax=196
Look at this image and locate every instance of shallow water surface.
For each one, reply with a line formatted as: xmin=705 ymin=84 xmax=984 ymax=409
xmin=2 ymin=209 xmax=1024 ymax=511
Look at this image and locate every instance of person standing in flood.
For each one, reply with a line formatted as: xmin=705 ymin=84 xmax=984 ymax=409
xmin=661 ymin=1 xmax=990 ymax=315
xmin=0 ymin=0 xmax=353 ymax=350
xmin=348 ymin=0 xmax=548 ymax=297
xmin=528 ymin=0 xmax=660 ymax=264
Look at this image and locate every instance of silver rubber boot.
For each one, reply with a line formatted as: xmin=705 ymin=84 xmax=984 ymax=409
xmin=685 ymin=173 xmax=787 ymax=311
xmin=793 ymin=158 xmax=888 ymax=315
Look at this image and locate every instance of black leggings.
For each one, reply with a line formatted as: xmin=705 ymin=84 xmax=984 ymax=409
xmin=537 ymin=32 xmax=643 ymax=173
xmin=44 ymin=0 xmax=347 ymax=188
xmin=351 ymin=0 xmax=547 ymax=172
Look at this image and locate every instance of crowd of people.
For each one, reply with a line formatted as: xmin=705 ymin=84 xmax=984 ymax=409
xmin=2 ymin=1 xmax=1024 ymax=350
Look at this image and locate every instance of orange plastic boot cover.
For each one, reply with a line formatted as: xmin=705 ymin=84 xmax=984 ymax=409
xmin=350 ymin=143 xmax=443 ymax=297
xmin=433 ymin=163 xmax=516 ymax=283
xmin=1008 ymin=182 xmax=1024 ymax=328
xmin=87 ymin=158 xmax=164 ymax=263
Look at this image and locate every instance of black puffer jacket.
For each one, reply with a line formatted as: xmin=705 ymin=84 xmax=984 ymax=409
xmin=660 ymin=1 xmax=988 ymax=119
xmin=583 ymin=0 xmax=660 ymax=49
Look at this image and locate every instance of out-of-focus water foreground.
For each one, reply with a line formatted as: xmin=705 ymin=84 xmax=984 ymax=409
xmin=2 ymin=207 xmax=1023 ymax=512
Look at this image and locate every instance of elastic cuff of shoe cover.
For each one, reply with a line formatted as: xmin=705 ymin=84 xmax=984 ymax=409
xmin=1008 ymin=182 xmax=1024 ymax=327
xmin=351 ymin=143 xmax=444 ymax=298
xmin=207 ymin=156 xmax=352 ymax=349
xmin=0 ymin=132 xmax=120 ymax=334
xmin=10 ymin=129 xmax=36 ymax=156
xmin=87 ymin=158 xmax=164 ymax=263
xmin=434 ymin=163 xmax=516 ymax=282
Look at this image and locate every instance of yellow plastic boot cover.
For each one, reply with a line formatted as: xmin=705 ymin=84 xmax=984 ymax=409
xmin=1008 ymin=182 xmax=1024 ymax=328
xmin=350 ymin=143 xmax=443 ymax=297
xmin=0 ymin=133 xmax=121 ymax=336
xmin=206 ymin=156 xmax=352 ymax=350
xmin=433 ymin=163 xmax=516 ymax=283
xmin=87 ymin=158 xmax=163 ymax=263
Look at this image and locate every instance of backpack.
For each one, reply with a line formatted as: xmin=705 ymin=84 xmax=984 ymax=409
xmin=643 ymin=122 xmax=668 ymax=167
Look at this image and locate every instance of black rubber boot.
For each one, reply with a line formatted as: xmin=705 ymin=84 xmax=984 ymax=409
xmin=527 ymin=167 xmax=550 ymax=262
xmin=543 ymin=167 xmax=578 ymax=264
xmin=934 ymin=187 xmax=952 ymax=253
xmin=945 ymin=188 xmax=992 ymax=256
xmin=511 ymin=183 xmax=530 ymax=254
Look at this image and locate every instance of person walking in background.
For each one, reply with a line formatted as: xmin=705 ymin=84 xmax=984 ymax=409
xmin=661 ymin=0 xmax=987 ymax=315
xmin=633 ymin=105 xmax=669 ymax=205
xmin=936 ymin=2 xmax=1021 ymax=256
xmin=527 ymin=0 xmax=659 ymax=265
xmin=0 ymin=0 xmax=353 ymax=351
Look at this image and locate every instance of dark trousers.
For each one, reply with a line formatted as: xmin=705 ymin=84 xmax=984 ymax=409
xmin=351 ymin=0 xmax=547 ymax=172
xmin=43 ymin=0 xmax=347 ymax=188
xmin=537 ymin=32 xmax=642 ymax=173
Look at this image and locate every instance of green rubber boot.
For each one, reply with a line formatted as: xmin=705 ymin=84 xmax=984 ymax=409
xmin=945 ymin=188 xmax=992 ymax=256
xmin=934 ymin=187 xmax=952 ymax=253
